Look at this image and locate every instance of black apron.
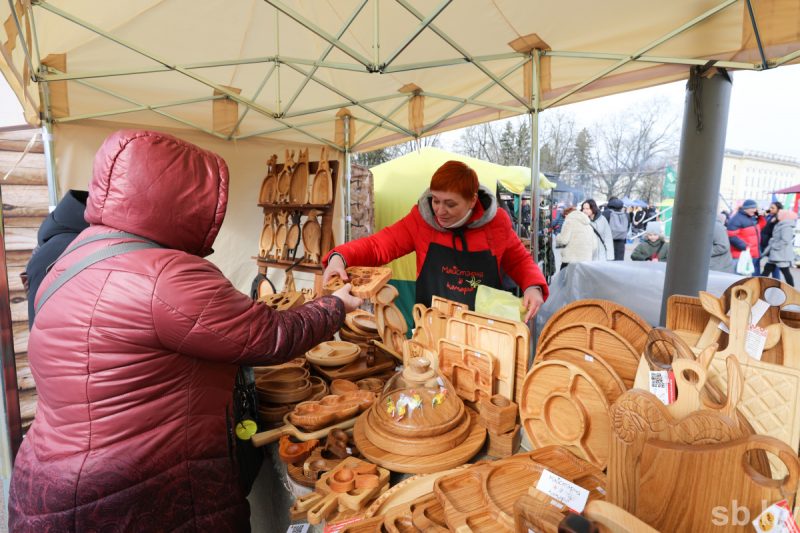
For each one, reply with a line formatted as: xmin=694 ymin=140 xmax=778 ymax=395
xmin=416 ymin=231 xmax=502 ymax=309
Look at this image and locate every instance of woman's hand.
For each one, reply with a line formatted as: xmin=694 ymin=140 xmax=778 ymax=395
xmin=522 ymin=286 xmax=544 ymax=322
xmin=332 ymin=283 xmax=362 ymax=313
xmin=322 ymin=254 xmax=348 ymax=285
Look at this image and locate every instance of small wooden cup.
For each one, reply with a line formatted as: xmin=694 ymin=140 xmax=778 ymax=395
xmin=487 ymin=424 xmax=521 ymax=458
xmin=480 ymin=394 xmax=518 ymax=434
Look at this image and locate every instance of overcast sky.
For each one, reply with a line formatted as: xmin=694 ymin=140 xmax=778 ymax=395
xmin=2 ymin=64 xmax=799 ymax=159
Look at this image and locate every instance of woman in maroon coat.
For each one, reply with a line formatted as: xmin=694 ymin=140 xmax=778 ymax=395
xmin=9 ymin=130 xmax=360 ymax=532
xmin=323 ymin=161 xmax=548 ymax=321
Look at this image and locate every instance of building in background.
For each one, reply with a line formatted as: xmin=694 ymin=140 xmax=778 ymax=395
xmin=720 ymin=150 xmax=800 ymax=208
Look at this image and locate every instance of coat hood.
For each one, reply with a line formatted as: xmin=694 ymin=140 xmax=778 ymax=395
xmin=37 ymin=189 xmax=89 ymax=245
xmin=607 ymin=198 xmax=624 ymax=210
xmin=566 ymin=210 xmax=591 ymax=225
xmin=84 ymin=130 xmax=229 ymax=257
xmin=417 ymin=184 xmax=497 ymax=231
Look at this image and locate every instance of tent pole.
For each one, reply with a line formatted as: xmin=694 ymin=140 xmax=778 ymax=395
xmin=344 ymin=115 xmax=352 ymax=243
xmin=529 ymin=52 xmax=541 ymax=265
xmin=39 ymin=66 xmax=60 ymax=210
xmin=660 ymin=67 xmax=732 ymax=325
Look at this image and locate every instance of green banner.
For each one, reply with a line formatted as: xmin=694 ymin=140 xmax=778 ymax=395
xmin=662 ymin=166 xmax=677 ymax=199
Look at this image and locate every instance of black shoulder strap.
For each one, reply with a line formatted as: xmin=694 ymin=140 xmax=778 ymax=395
xmin=36 ymin=237 xmax=162 ymax=316
xmin=590 ymin=224 xmax=607 ymax=250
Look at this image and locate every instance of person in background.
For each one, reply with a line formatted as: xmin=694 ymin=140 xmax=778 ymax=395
xmin=9 ymin=130 xmax=362 ymax=532
xmin=710 ymin=212 xmax=734 ymax=273
xmin=581 ymin=199 xmax=614 ymax=261
xmin=322 ymin=160 xmax=548 ymax=322
xmin=520 ymin=197 xmax=531 ymax=237
xmin=602 ymin=196 xmax=629 ymax=260
xmin=631 ymin=221 xmax=669 ymax=262
xmin=727 ymin=199 xmax=766 ymax=276
xmin=549 ymin=204 xmax=567 ymax=235
xmin=555 ymin=207 xmax=596 ymax=270
xmin=762 ymin=209 xmax=797 ymax=286
xmin=22 ymin=190 xmax=89 ymax=327
xmin=760 ymin=201 xmax=784 ymax=279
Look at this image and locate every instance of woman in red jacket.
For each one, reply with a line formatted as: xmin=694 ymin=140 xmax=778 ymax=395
xmin=323 ymin=161 xmax=548 ymax=321
xmin=9 ymin=130 xmax=360 ymax=532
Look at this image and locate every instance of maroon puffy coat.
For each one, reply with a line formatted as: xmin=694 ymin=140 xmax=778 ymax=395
xmin=9 ymin=130 xmax=344 ymax=532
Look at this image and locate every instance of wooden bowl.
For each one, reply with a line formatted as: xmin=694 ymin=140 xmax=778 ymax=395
xmin=307 ymin=341 xmax=361 ymax=367
xmin=331 ymin=379 xmax=359 ymax=396
xmin=258 ymin=378 xmax=312 ymax=403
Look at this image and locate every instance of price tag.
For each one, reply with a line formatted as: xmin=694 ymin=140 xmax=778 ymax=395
xmin=584 ymin=354 xmax=594 ymax=363
xmin=535 ymin=469 xmax=590 ymax=513
xmin=286 ymin=523 xmax=310 ymax=533
xmin=719 ymin=298 xmax=770 ymax=334
xmin=745 ymin=325 xmax=768 ymax=361
xmin=648 ymin=370 xmax=676 ymax=405
xmin=752 ymin=500 xmax=800 ymax=533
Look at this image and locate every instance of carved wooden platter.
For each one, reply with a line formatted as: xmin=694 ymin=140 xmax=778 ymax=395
xmin=363 ymin=465 xmax=470 ymax=518
xmin=257 ymin=291 xmax=304 ymax=311
xmin=251 ymin=412 xmax=358 ymax=447
xmin=536 ymin=346 xmax=625 ymax=404
xmin=311 ymin=349 xmax=396 ymax=381
xmin=289 ymin=390 xmax=376 ymax=432
xmin=325 ymin=266 xmax=393 ymax=298
xmin=538 ymin=299 xmax=651 ymax=355
xmin=301 ymin=211 xmax=322 ymax=264
xmin=438 ymin=338 xmax=495 ymax=402
xmin=431 ymin=295 xmax=469 ymax=317
xmin=258 ymin=214 xmax=274 ymax=258
xmin=354 ymin=409 xmax=486 ymax=474
xmin=520 ymin=360 xmax=611 ymax=469
xmin=445 ymin=318 xmax=516 ymax=400
xmin=306 ymin=341 xmax=361 ymax=367
xmin=536 ymin=322 xmax=640 ymax=388
xmin=311 ymin=146 xmax=334 ymax=204
xmin=259 ymin=154 xmax=278 ymax=204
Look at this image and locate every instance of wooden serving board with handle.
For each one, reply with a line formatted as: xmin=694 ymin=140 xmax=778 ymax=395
xmin=258 ymin=213 xmax=274 ymax=258
xmin=538 ymin=299 xmax=651 ymax=355
xmin=311 ymin=146 xmax=333 ymax=204
xmin=251 ymin=412 xmax=358 ymax=447
xmin=456 ymin=309 xmax=531 ymax=405
xmin=258 ymin=154 xmax=279 ymax=204
xmin=520 ymin=360 xmax=611 ymax=469
xmin=634 ymin=435 xmax=799 ymax=532
xmin=324 ymin=266 xmax=393 ymax=298
xmin=537 ymin=322 xmax=640 ymax=388
xmin=289 ymin=147 xmax=309 ymax=204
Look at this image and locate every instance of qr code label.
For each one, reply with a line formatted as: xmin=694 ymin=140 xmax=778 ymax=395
xmin=287 ymin=523 xmax=310 ymax=533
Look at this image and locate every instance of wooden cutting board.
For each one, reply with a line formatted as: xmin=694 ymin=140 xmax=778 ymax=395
xmin=431 ymin=295 xmax=469 ymax=317
xmin=538 ymin=299 xmax=651 ymax=355
xmin=285 ymin=221 xmax=301 ymax=257
xmin=274 ymin=212 xmax=288 ymax=260
xmin=354 ymin=409 xmax=486 ymax=474
xmin=456 ymin=309 xmax=531 ymax=405
xmin=311 ymin=146 xmax=333 ymax=204
xmin=537 ymin=346 xmax=625 ymax=404
xmin=289 ymin=147 xmax=309 ymax=204
xmin=259 ymin=154 xmax=278 ymax=204
xmin=258 ymin=214 xmax=274 ymax=258
xmin=302 ymin=210 xmax=322 ymax=264
xmin=277 ymin=149 xmax=295 ymax=203
xmin=446 ymin=318 xmax=516 ymax=401
xmin=635 ymin=436 xmax=799 ymax=532
xmin=665 ymin=294 xmax=711 ymax=347
xmin=520 ymin=360 xmax=611 ymax=469
xmin=536 ymin=322 xmax=640 ymax=388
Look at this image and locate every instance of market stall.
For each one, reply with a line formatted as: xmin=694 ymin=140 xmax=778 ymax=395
xmin=2 ymin=1 xmax=800 ymax=531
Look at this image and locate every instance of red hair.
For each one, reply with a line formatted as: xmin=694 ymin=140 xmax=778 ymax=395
xmin=430 ymin=161 xmax=479 ymax=200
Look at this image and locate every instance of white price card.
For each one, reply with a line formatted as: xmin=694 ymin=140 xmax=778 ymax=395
xmin=648 ymin=370 xmax=675 ymax=405
xmin=745 ymin=325 xmax=768 ymax=361
xmin=535 ymin=469 xmax=590 ymax=513
xmin=719 ymin=298 xmax=770 ymax=334
xmin=286 ymin=523 xmax=309 ymax=533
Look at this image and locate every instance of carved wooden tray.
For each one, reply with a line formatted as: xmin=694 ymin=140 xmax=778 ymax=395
xmin=431 ymin=295 xmax=469 ymax=317
xmin=257 ymin=291 xmax=304 ymax=311
xmin=302 ymin=210 xmax=322 ymax=264
xmin=364 ymin=465 xmax=470 ymax=518
xmin=520 ymin=360 xmax=611 ymax=469
xmin=438 ymin=338 xmax=495 ymax=402
xmin=445 ymin=318 xmax=516 ymax=400
xmin=434 ymin=447 xmax=607 ymax=532
xmin=354 ymin=409 xmax=486 ymax=474
xmin=277 ymin=149 xmax=295 ymax=203
xmin=325 ymin=266 xmax=393 ymax=298
xmin=374 ymin=283 xmax=400 ymax=305
xmin=311 ymin=146 xmax=333 ymax=204
xmin=289 ymin=391 xmax=376 ymax=432
xmin=536 ymin=322 xmax=640 ymax=388
xmin=538 ymin=299 xmax=651 ymax=355
xmin=258 ymin=154 xmax=278 ymax=204
xmin=342 ymin=492 xmax=449 ymax=532
xmin=456 ymin=309 xmax=531 ymax=405
xmin=306 ymin=341 xmax=361 ymax=367
xmin=251 ymin=412 xmax=358 ymax=447
xmin=258 ymin=214 xmax=274 ymax=258
xmin=310 ymin=348 xmax=396 ymax=381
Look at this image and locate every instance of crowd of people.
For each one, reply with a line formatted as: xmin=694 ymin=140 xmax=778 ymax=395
xmin=550 ymin=196 xmax=799 ymax=285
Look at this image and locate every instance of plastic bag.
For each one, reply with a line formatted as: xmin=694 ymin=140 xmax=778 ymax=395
xmin=736 ymin=247 xmax=754 ymax=276
xmin=475 ymin=285 xmax=525 ymax=322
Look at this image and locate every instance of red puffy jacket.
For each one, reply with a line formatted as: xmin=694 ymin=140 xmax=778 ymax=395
xmin=324 ymin=186 xmax=549 ymax=300
xmin=9 ymin=130 xmax=344 ymax=532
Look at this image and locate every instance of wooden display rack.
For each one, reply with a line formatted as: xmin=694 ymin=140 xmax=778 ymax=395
xmin=256 ymin=156 xmax=340 ymax=294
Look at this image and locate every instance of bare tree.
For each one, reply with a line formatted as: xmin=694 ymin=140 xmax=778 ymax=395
xmin=353 ymin=135 xmax=442 ymax=167
xmin=589 ymin=98 xmax=679 ymax=199
xmin=539 ymin=109 xmax=578 ymax=177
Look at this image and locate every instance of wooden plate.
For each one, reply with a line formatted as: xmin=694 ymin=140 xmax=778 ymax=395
xmin=352 ymin=314 xmax=378 ymax=334
xmin=306 ymin=341 xmax=361 ymax=367
xmin=520 ymin=360 xmax=611 ymax=469
xmin=536 ymin=322 xmax=640 ymax=388
xmin=354 ymin=409 xmax=486 ymax=474
xmin=311 ymin=349 xmax=397 ymax=382
xmin=536 ymin=346 xmax=625 ymax=404
xmin=374 ymin=284 xmax=400 ymax=305
xmin=383 ymin=304 xmax=407 ymax=334
xmin=363 ymin=407 xmax=471 ymax=456
xmin=538 ymin=299 xmax=651 ymax=355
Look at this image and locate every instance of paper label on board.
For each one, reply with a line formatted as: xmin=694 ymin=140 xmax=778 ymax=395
xmin=535 ymin=469 xmax=589 ymax=513
xmin=752 ymin=500 xmax=799 ymax=533
xmin=745 ymin=325 xmax=768 ymax=361
xmin=286 ymin=524 xmax=310 ymax=533
xmin=584 ymin=354 xmax=594 ymax=363
xmin=649 ymin=370 xmax=676 ymax=405
xmin=719 ymin=298 xmax=769 ymax=334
